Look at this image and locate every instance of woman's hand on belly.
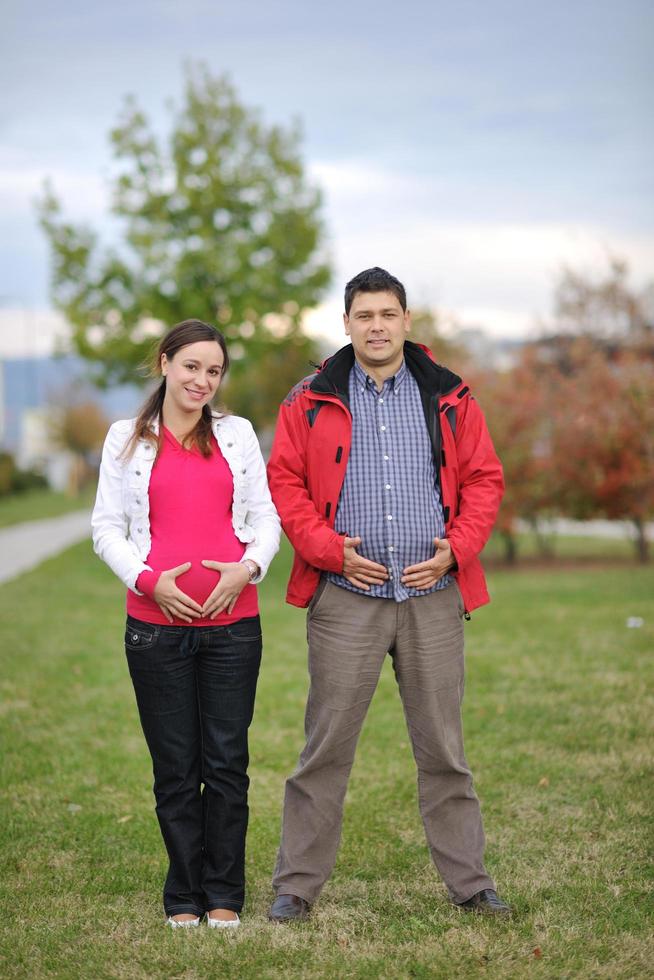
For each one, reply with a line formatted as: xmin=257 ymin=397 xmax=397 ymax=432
xmin=153 ymin=562 xmax=204 ymax=623
xmin=201 ymin=560 xmax=251 ymax=618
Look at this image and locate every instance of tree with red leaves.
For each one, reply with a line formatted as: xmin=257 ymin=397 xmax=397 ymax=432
xmin=549 ymin=341 xmax=654 ymax=561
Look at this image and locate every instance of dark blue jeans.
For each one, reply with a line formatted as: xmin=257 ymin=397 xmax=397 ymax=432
xmin=125 ymin=614 xmax=262 ymax=917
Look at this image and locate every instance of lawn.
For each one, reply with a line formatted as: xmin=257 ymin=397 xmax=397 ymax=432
xmin=0 ymin=539 xmax=652 ymax=979
xmin=0 ymin=486 xmax=95 ymax=529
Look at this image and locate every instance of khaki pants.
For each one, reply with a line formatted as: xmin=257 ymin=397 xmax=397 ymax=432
xmin=272 ymin=580 xmax=495 ymax=905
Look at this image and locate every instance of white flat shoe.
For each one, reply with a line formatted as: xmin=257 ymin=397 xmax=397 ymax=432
xmin=207 ymin=913 xmax=240 ymax=929
xmin=166 ymin=916 xmax=200 ymax=929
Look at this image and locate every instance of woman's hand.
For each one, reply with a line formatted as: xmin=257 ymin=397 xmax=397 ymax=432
xmin=201 ymin=560 xmax=251 ymax=618
xmin=153 ymin=562 xmax=203 ymax=623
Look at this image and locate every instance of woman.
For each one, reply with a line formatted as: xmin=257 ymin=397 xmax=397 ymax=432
xmin=92 ymin=319 xmax=280 ymax=928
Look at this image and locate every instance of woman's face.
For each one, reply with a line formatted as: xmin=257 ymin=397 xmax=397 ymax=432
xmin=161 ymin=340 xmax=225 ymax=416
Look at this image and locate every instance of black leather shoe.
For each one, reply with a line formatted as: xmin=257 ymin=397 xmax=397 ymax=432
xmin=268 ymin=894 xmax=311 ymax=922
xmin=457 ymin=888 xmax=511 ymax=915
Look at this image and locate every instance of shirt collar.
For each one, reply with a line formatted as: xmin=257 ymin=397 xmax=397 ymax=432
xmin=353 ymin=358 xmax=407 ymax=393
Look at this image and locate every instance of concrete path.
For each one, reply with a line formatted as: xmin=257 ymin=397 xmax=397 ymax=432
xmin=516 ymin=517 xmax=653 ymax=541
xmin=0 ymin=511 xmax=91 ymax=586
xmin=0 ymin=511 xmax=649 ymax=589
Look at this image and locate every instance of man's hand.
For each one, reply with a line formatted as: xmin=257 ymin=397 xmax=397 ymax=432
xmin=401 ymin=538 xmax=455 ymax=590
xmin=342 ymin=536 xmax=389 ymax=591
xmin=153 ymin=563 xmax=203 ymax=623
xmin=201 ymin=560 xmax=251 ymax=618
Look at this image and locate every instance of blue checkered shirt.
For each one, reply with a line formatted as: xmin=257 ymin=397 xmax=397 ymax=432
xmin=327 ymin=359 xmax=450 ymax=601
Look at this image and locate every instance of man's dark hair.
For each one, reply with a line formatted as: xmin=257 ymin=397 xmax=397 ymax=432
xmin=344 ymin=267 xmax=407 ymax=315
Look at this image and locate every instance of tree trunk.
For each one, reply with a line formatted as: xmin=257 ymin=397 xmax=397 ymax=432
xmin=66 ymin=455 xmax=82 ymax=497
xmin=502 ymin=530 xmax=517 ymax=565
xmin=529 ymin=517 xmax=554 ymax=558
xmin=633 ymin=518 xmax=650 ymax=563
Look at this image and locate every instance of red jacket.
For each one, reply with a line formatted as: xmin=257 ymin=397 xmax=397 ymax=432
xmin=267 ymin=341 xmax=504 ymax=613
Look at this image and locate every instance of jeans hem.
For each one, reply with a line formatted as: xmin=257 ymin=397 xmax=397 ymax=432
xmin=204 ymin=900 xmax=243 ymax=913
xmin=165 ymin=904 xmax=204 ymax=917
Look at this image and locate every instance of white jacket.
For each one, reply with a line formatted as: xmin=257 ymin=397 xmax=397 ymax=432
xmin=92 ymin=413 xmax=281 ymax=593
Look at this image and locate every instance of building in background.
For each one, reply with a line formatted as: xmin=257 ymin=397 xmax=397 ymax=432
xmin=0 ymin=354 xmax=142 ymax=491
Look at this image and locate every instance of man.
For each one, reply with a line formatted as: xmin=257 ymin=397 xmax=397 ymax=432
xmin=266 ymin=267 xmax=509 ymax=921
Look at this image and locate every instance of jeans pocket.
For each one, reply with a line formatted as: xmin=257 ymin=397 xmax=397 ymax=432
xmin=307 ymin=577 xmax=329 ymax=619
xmin=452 ymin=581 xmax=465 ymax=619
xmin=225 ymin=616 xmax=262 ymax=643
xmin=125 ymin=622 xmax=159 ymax=651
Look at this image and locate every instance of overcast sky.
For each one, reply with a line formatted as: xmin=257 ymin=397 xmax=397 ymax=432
xmin=1 ymin=0 xmax=652 ymax=354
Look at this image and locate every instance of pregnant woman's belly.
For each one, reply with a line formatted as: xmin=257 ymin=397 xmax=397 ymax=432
xmin=127 ymin=539 xmax=258 ymax=627
xmin=150 ymin=539 xmax=246 ymax=606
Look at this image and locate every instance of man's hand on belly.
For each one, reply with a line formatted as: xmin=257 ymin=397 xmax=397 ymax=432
xmin=401 ymin=537 xmax=455 ymax=590
xmin=342 ymin=536 xmax=389 ymax=591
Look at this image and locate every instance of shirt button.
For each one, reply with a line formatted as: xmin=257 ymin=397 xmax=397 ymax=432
xmin=379 ymin=398 xmax=384 ymax=404
xmin=388 ymin=546 xmax=394 ymax=552
xmin=137 ymin=528 xmax=143 ymax=533
xmin=242 ymin=468 xmax=246 ymax=474
xmin=384 ymin=455 xmax=389 ymax=461
xmin=387 ymin=515 xmax=393 ymax=521
xmin=380 ymin=425 xmax=386 ymax=432
xmin=385 ymin=484 xmax=391 ymax=490
xmin=135 ymin=470 xmax=141 ymax=476
xmin=227 ymin=442 xmax=233 ymax=447
xmin=241 ymin=497 xmax=246 ymax=503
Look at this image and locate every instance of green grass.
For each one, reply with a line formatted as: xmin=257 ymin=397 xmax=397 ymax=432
xmin=0 ymin=539 xmax=652 ymax=978
xmin=0 ymin=486 xmax=95 ymax=528
xmin=482 ymin=529 xmax=638 ymax=563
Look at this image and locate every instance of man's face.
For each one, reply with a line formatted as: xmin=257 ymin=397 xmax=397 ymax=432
xmin=344 ymin=290 xmax=411 ymax=375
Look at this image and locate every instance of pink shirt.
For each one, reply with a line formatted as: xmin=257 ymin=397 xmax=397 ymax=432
xmin=127 ymin=427 xmax=259 ymax=626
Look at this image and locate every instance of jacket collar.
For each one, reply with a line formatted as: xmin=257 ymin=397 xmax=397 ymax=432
xmin=309 ymin=341 xmax=462 ymax=400
xmin=136 ymin=411 xmax=229 ymax=453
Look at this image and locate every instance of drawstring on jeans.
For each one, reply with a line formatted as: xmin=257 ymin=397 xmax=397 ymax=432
xmin=180 ymin=629 xmax=201 ymax=658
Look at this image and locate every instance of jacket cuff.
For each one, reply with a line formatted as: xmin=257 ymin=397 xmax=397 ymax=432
xmin=445 ymin=532 xmax=474 ymax=570
xmin=316 ymin=532 xmax=346 ymax=573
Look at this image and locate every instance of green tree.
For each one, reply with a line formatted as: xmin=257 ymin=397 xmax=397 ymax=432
xmin=38 ymin=64 xmax=330 ymax=429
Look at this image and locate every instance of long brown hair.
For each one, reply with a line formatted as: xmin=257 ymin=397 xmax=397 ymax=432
xmin=123 ymin=319 xmax=230 ymax=459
